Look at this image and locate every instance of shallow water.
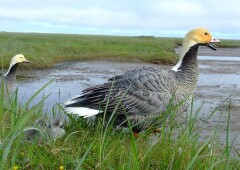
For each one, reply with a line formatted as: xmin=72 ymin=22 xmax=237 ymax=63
xmin=17 ymin=58 xmax=240 ymax=109
xmin=199 ymin=56 xmax=240 ymax=61
xmin=16 ymin=56 xmax=240 ymax=148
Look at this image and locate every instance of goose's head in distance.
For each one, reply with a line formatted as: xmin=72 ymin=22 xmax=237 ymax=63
xmin=10 ymin=54 xmax=29 ymax=65
xmin=4 ymin=54 xmax=29 ymax=77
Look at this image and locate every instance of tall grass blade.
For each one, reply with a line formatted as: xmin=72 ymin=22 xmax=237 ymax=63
xmin=186 ymin=137 xmax=211 ymax=170
xmin=224 ymin=98 xmax=232 ymax=170
xmin=1 ymin=114 xmax=30 ymax=168
xmin=75 ymin=141 xmax=94 ymax=170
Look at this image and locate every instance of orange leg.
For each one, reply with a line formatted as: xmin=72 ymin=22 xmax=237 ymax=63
xmin=133 ymin=132 xmax=139 ymax=138
xmin=153 ymin=128 xmax=161 ymax=134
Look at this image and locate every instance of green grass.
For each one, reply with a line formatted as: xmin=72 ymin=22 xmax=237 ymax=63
xmin=0 ymin=32 xmax=239 ymax=70
xmin=0 ymin=32 xmax=181 ymax=70
xmin=0 ymin=81 xmax=240 ymax=169
xmin=220 ymin=39 xmax=240 ymax=48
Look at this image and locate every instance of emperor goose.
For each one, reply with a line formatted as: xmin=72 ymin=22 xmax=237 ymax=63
xmin=1 ymin=54 xmax=29 ymax=96
xmin=65 ymin=28 xmax=220 ymax=133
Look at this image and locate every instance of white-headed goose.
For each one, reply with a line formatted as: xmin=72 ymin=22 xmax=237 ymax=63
xmin=2 ymin=54 xmax=29 ymax=96
xmin=64 ymin=28 xmax=220 ymax=133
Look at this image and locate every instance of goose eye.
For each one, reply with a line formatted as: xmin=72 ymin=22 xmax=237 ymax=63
xmin=204 ymin=32 xmax=208 ymax=35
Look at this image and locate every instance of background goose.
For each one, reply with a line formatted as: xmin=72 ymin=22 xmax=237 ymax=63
xmin=1 ymin=54 xmax=29 ymax=96
xmin=65 ymin=28 xmax=220 ymax=133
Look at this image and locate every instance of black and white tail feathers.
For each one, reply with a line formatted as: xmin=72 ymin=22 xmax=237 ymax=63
xmin=64 ymin=82 xmax=113 ymax=118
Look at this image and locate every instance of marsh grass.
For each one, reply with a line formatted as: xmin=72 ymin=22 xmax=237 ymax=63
xmin=1 ymin=32 xmax=239 ymax=71
xmin=0 ymin=32 xmax=181 ymax=70
xmin=0 ymin=82 xmax=240 ymax=169
xmin=220 ymin=39 xmax=240 ymax=48
xmin=1 ymin=32 xmax=240 ymax=69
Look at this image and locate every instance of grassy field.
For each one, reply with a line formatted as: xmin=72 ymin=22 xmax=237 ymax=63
xmin=0 ymin=32 xmax=179 ymax=69
xmin=0 ymin=32 xmax=240 ymax=70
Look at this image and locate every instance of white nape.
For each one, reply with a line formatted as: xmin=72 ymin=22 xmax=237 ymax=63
xmin=171 ymin=61 xmax=182 ymax=72
xmin=65 ymin=107 xmax=100 ymax=118
xmin=171 ymin=39 xmax=197 ymax=72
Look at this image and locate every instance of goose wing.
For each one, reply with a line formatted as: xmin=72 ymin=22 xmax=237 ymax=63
xmin=118 ymin=67 xmax=177 ymax=115
xmin=67 ymin=67 xmax=178 ymax=116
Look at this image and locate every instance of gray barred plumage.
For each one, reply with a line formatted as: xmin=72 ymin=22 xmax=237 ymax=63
xmin=65 ymin=28 xmax=220 ymax=132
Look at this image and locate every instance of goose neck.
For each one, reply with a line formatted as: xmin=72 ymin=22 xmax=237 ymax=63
xmin=174 ymin=45 xmax=199 ymax=90
xmin=4 ymin=64 xmax=18 ymax=82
